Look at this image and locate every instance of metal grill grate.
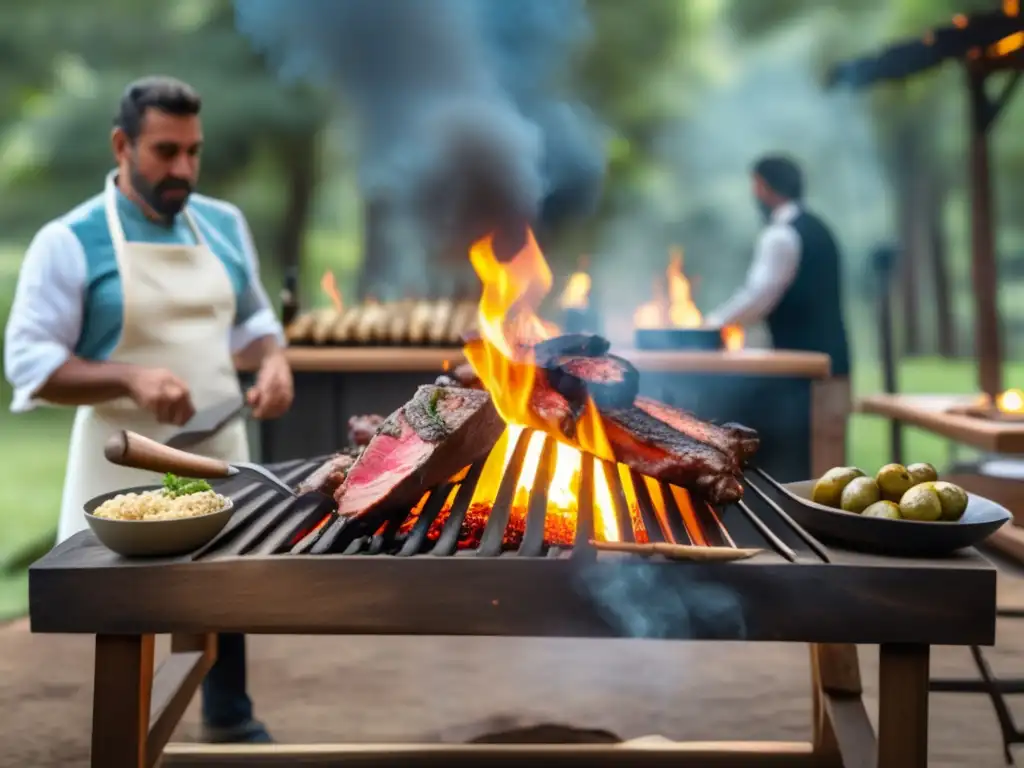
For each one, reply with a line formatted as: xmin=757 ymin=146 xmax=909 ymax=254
xmin=194 ymin=431 xmax=831 ymax=564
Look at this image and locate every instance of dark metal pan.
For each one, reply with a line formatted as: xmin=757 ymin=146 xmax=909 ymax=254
xmin=777 ymin=477 xmax=1011 ymax=557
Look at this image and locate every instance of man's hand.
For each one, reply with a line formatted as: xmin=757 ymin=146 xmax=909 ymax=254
xmin=126 ymin=367 xmax=195 ymax=426
xmin=246 ymin=351 xmax=293 ymax=420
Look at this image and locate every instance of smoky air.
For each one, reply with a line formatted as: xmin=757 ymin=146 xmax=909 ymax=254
xmin=233 ymin=0 xmax=606 ymax=259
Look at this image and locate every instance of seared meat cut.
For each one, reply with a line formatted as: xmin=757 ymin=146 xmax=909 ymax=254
xmin=544 ymin=354 xmax=639 ymax=411
xmin=601 ymin=406 xmax=743 ymax=505
xmin=533 ymin=333 xmax=610 ymax=361
xmin=335 ymin=385 xmax=504 ymax=519
xmin=635 ymin=397 xmax=759 ymax=468
xmin=296 ymin=453 xmax=356 ymax=498
xmin=530 ymin=381 xmax=581 ymax=439
xmin=348 ymin=414 xmax=384 ymax=447
xmin=480 ymin=377 xmax=746 ymax=504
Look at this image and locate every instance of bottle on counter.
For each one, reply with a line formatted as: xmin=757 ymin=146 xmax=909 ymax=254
xmin=281 ymin=266 xmax=299 ymax=327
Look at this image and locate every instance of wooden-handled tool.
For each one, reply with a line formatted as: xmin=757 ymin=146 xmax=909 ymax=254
xmin=104 ymin=430 xmax=299 ymax=498
xmin=589 ymin=540 xmax=762 ymax=562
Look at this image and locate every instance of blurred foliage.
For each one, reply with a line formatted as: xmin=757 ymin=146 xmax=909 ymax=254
xmin=724 ymin=0 xmax=1024 ymax=359
xmin=0 ymin=0 xmax=330 ymax=254
xmin=0 ymin=0 xmax=1023 ymax=355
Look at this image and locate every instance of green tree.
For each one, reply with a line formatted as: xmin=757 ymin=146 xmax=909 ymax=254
xmin=726 ymin=0 xmax=1018 ymax=358
xmin=0 ymin=0 xmax=330 ymax=277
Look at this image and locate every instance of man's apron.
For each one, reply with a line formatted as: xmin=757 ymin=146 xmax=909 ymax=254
xmin=56 ymin=173 xmax=250 ymax=544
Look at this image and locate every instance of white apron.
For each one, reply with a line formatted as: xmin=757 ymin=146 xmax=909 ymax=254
xmin=56 ymin=173 xmax=250 ymax=544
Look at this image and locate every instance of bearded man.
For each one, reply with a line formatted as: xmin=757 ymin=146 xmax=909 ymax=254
xmin=4 ymin=76 xmax=291 ymax=743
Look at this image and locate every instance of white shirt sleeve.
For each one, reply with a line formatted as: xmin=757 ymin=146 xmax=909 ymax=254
xmin=705 ymin=224 xmax=801 ymax=329
xmin=3 ymin=221 xmax=87 ymax=413
xmin=228 ymin=208 xmax=287 ymax=354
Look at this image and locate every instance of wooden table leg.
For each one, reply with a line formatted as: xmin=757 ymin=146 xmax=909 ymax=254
xmin=811 ymin=643 xmax=875 ymax=768
xmin=92 ymin=634 xmax=155 ymax=768
xmin=877 ymin=643 xmax=930 ymax=768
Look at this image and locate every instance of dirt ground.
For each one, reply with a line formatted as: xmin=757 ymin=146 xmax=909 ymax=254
xmin=4 ymin=575 xmax=1024 ymax=767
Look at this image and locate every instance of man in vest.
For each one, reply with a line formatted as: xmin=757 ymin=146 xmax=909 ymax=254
xmin=705 ymin=154 xmax=852 ymax=457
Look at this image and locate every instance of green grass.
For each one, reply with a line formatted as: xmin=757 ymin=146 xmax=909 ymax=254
xmin=0 ymin=407 xmax=72 ymax=620
xmin=0 ymin=234 xmax=1020 ymax=620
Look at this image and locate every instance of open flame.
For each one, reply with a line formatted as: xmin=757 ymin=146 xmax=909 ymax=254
xmin=320 ymin=270 xmax=344 ymax=312
xmin=633 ymin=248 xmax=745 ymax=351
xmin=559 ymin=255 xmax=592 ymax=310
xmin=463 ymin=230 xmax=621 ymax=541
xmin=997 ymin=388 xmax=1024 ymax=414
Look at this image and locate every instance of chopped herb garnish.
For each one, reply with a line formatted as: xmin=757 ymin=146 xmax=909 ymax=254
xmin=163 ymin=472 xmax=213 ymax=498
xmin=425 ymin=388 xmax=447 ymax=433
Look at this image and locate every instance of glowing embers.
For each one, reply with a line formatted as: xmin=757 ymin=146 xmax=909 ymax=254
xmin=379 ymin=426 xmax=733 ymax=556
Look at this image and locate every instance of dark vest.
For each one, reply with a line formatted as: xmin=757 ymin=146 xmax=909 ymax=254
xmin=766 ymin=209 xmax=851 ymax=377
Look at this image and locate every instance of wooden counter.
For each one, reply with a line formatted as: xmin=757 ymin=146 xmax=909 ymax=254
xmin=278 ymin=346 xmax=832 ymax=378
xmin=857 ymin=393 xmax=1024 ymax=454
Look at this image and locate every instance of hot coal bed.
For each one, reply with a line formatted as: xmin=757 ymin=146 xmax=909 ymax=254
xmin=30 ymin=340 xmax=997 ymax=768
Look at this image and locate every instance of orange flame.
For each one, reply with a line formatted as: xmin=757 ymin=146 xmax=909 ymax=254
xmin=722 ymin=325 xmax=745 ymax=351
xmin=634 ymin=248 xmax=702 ymax=329
xmin=463 ymin=230 xmax=619 ymax=541
xmin=667 ymin=248 xmax=702 ymax=328
xmin=559 ymin=255 xmax=592 ymax=310
xmin=633 ymin=248 xmax=745 ymax=349
xmin=320 ymin=270 xmax=343 ymax=312
xmin=997 ymin=388 xmax=1024 ymax=414
xmin=991 ymin=32 xmax=1024 ymax=57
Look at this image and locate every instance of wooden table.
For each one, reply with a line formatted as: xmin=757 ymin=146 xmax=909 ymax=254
xmin=857 ymin=393 xmax=1024 ymax=454
xmin=859 ymin=392 xmax=1024 ymax=760
xmin=30 ymin=522 xmax=995 ymax=768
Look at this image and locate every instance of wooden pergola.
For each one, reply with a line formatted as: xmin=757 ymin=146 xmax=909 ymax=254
xmin=827 ymin=3 xmax=1024 ymax=401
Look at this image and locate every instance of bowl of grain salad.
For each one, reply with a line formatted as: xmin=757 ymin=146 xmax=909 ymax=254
xmin=84 ymin=473 xmax=234 ymax=557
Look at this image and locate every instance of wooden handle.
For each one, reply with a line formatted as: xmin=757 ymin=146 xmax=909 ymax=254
xmin=103 ymin=430 xmax=233 ymax=478
xmin=589 ymin=540 xmax=762 ymax=562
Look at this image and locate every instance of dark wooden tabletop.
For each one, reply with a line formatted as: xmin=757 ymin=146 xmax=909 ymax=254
xmin=29 ymin=533 xmax=997 ymax=646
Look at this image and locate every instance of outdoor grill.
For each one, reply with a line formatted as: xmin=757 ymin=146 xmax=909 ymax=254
xmin=28 ymin=446 xmax=1000 ymax=768
xmin=193 ymin=431 xmax=827 ymax=566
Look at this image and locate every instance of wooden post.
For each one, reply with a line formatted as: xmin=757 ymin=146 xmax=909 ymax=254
xmin=91 ymin=634 xmax=154 ymax=768
xmin=877 ymin=644 xmax=931 ymax=768
xmin=966 ymin=66 xmax=1004 ymax=400
xmin=874 ymin=245 xmax=904 ymax=464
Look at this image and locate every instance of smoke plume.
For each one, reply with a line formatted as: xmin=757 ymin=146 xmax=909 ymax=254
xmin=574 ymin=561 xmax=747 ymax=640
xmin=234 ymin=0 xmax=605 ymax=277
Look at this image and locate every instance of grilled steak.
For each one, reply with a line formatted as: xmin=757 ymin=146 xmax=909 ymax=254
xmin=530 ymin=381 xmax=581 ymax=439
xmin=335 ymin=385 xmax=504 ymax=518
xmin=601 ymin=406 xmax=743 ymax=505
xmin=348 ymin=414 xmax=385 ymax=447
xmin=544 ymin=354 xmax=639 ymax=411
xmin=296 ymin=453 xmax=356 ymax=498
xmin=635 ymin=396 xmax=759 ymax=468
xmin=534 ymin=333 xmax=610 ymax=361
xmin=504 ymin=381 xmax=744 ymax=504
